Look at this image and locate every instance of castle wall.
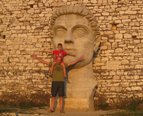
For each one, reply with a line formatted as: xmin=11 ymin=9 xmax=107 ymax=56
xmin=0 ymin=0 xmax=143 ymax=105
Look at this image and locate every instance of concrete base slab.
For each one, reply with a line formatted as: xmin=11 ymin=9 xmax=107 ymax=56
xmin=50 ymin=98 xmax=94 ymax=110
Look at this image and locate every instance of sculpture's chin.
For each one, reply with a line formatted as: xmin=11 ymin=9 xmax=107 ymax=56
xmin=63 ymin=55 xmax=92 ymax=69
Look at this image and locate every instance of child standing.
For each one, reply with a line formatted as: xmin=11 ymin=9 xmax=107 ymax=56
xmin=41 ymin=43 xmax=75 ymax=77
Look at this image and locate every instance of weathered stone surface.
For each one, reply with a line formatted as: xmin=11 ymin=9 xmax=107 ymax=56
xmin=51 ymin=98 xmax=94 ymax=109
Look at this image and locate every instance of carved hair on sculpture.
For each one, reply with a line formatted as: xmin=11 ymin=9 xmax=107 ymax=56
xmin=49 ymin=5 xmax=101 ymax=52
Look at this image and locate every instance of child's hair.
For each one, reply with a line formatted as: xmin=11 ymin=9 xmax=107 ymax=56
xmin=58 ymin=43 xmax=62 ymax=47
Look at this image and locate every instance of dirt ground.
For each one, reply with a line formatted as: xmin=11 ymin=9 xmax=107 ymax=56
xmin=2 ymin=106 xmax=121 ymax=116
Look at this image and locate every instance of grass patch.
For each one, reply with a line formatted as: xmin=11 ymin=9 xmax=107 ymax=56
xmin=97 ymin=103 xmax=109 ymax=110
xmin=14 ymin=103 xmax=47 ymax=109
xmin=0 ymin=92 xmax=50 ymax=109
xmin=0 ymin=103 xmax=47 ymax=110
xmin=0 ymin=105 xmax=17 ymax=113
xmin=105 ymin=110 xmax=143 ymax=116
xmin=116 ymin=96 xmax=143 ymax=111
xmin=95 ymin=94 xmax=143 ymax=111
xmin=0 ymin=108 xmax=16 ymax=113
xmin=94 ymin=94 xmax=110 ymax=110
xmin=0 ymin=104 xmax=48 ymax=113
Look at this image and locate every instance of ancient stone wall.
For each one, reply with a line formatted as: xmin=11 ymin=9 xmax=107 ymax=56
xmin=0 ymin=0 xmax=143 ymax=105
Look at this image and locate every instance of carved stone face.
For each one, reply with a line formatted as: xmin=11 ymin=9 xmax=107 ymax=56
xmin=53 ymin=14 xmax=94 ymax=68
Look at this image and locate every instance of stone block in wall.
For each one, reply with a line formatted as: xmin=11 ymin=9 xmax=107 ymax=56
xmin=28 ymin=1 xmax=35 ymax=5
xmin=121 ymin=60 xmax=129 ymax=64
xmin=110 ymin=87 xmax=115 ymax=91
xmin=110 ymin=71 xmax=115 ymax=75
xmin=101 ymin=46 xmax=107 ymax=50
xmin=125 ymin=11 xmax=137 ymax=15
xmin=105 ymin=31 xmax=113 ymax=35
xmin=115 ymin=48 xmax=123 ymax=53
xmin=124 ymin=34 xmax=131 ymax=38
xmin=107 ymin=61 xmax=120 ymax=70
xmin=6 ymin=40 xmax=12 ymax=45
xmin=137 ymin=82 xmax=143 ymax=86
xmin=134 ymin=40 xmax=140 ymax=43
xmin=115 ymin=34 xmax=123 ymax=39
xmin=91 ymin=0 xmax=97 ymax=3
xmin=113 ymin=0 xmax=118 ymax=2
xmin=128 ymin=46 xmax=134 ymax=49
xmin=36 ymin=43 xmax=42 ymax=48
xmin=126 ymin=87 xmax=131 ymax=91
xmin=3 ymin=50 xmax=9 ymax=55
xmin=117 ymin=70 xmax=124 ymax=75
xmin=131 ymin=87 xmax=142 ymax=91
xmin=132 ymin=27 xmax=140 ymax=30
xmin=98 ymin=0 xmax=102 ymax=3
xmin=113 ymin=76 xmax=120 ymax=80
xmin=135 ymin=65 xmax=143 ymax=69
xmin=126 ymin=76 xmax=133 ymax=80
xmin=102 ymin=12 xmax=109 ymax=16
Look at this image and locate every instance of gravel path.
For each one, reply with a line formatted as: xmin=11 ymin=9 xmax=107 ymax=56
xmin=1 ymin=106 xmax=120 ymax=116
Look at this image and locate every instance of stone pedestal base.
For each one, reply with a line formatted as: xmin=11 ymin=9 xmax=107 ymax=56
xmin=50 ymin=98 xmax=94 ymax=110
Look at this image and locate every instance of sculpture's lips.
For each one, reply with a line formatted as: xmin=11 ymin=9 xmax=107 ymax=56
xmin=64 ymin=48 xmax=76 ymax=54
xmin=64 ymin=48 xmax=76 ymax=51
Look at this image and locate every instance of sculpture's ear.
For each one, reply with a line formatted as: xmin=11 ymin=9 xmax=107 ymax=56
xmin=92 ymin=33 xmax=101 ymax=63
xmin=93 ymin=34 xmax=101 ymax=53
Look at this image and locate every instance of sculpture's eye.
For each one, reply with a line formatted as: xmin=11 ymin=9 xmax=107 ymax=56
xmin=55 ymin=28 xmax=66 ymax=38
xmin=73 ymin=28 xmax=87 ymax=38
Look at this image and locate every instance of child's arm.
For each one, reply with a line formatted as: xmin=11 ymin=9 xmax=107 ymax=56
xmin=66 ymin=52 xmax=76 ymax=56
xmin=67 ymin=56 xmax=84 ymax=66
xmin=41 ymin=51 xmax=53 ymax=53
xmin=32 ymin=54 xmax=50 ymax=65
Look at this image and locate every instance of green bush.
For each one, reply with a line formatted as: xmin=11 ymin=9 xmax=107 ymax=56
xmin=0 ymin=108 xmax=14 ymax=113
xmin=106 ymin=110 xmax=143 ymax=116
xmin=0 ymin=92 xmax=50 ymax=109
xmin=95 ymin=94 xmax=143 ymax=111
xmin=116 ymin=96 xmax=143 ymax=111
xmin=127 ymin=97 xmax=143 ymax=111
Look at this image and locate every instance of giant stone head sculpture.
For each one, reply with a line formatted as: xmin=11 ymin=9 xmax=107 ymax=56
xmin=49 ymin=6 xmax=101 ymax=109
xmin=50 ymin=6 xmax=101 ymax=68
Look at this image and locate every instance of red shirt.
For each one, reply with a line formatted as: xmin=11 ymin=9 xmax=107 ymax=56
xmin=53 ymin=50 xmax=67 ymax=62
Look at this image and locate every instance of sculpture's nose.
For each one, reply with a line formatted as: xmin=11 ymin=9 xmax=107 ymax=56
xmin=64 ymin=30 xmax=74 ymax=44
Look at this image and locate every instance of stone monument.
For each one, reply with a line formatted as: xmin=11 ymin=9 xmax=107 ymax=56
xmin=50 ymin=6 xmax=101 ymax=109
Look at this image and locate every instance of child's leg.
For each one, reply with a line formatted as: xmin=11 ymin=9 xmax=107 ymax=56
xmin=61 ymin=62 xmax=67 ymax=77
xmin=50 ymin=61 xmax=56 ymax=75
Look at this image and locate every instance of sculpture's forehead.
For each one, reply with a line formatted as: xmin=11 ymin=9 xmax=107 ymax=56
xmin=54 ymin=14 xmax=90 ymax=28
